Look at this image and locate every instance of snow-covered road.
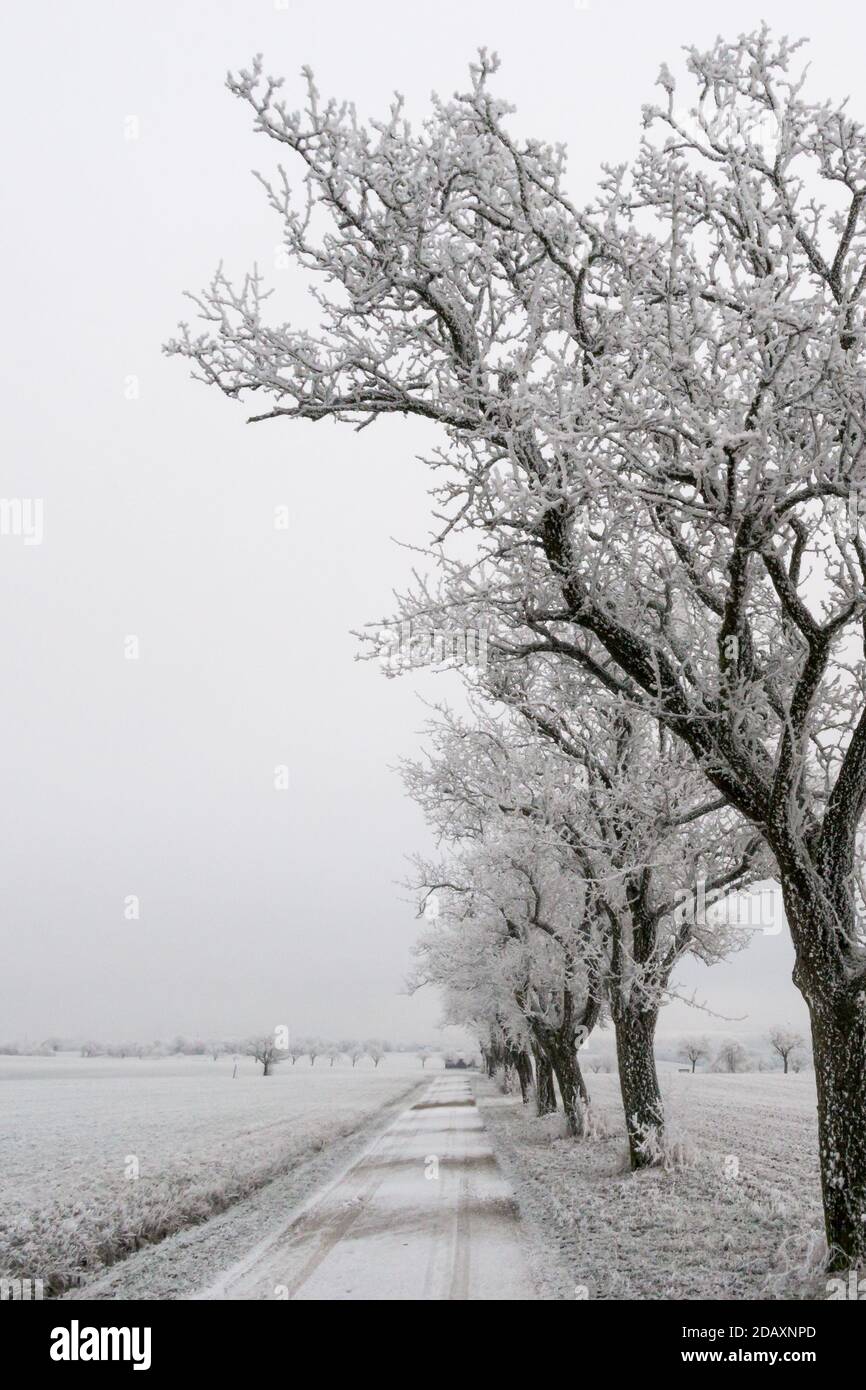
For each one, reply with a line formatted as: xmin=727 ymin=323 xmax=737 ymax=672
xmin=195 ymin=1076 xmax=537 ymax=1300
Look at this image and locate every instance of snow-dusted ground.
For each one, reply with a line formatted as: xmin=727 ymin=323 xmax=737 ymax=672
xmin=195 ymin=1075 xmax=538 ymax=1300
xmin=69 ymin=1072 xmax=540 ymax=1301
xmin=3 ymin=1055 xmax=830 ymax=1301
xmin=0 ymin=1053 xmax=425 ymax=1295
xmin=475 ymin=1066 xmax=826 ymax=1301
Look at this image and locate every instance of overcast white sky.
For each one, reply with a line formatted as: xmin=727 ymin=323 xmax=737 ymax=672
xmin=5 ymin=0 xmax=858 ymax=1045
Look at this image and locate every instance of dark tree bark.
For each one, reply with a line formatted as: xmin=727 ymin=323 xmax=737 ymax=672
xmin=511 ymin=1047 xmax=534 ymax=1105
xmin=604 ymin=862 xmax=668 ymax=1167
xmin=612 ymin=999 xmax=664 ymax=1168
xmin=780 ymin=871 xmax=866 ymax=1270
xmin=576 ymin=1055 xmax=590 ymax=1106
xmin=809 ymin=996 xmax=866 ymax=1269
xmin=547 ymin=1037 xmax=585 ymax=1137
xmin=530 ymin=985 xmax=594 ymax=1137
xmin=532 ymin=1045 xmax=557 ymax=1115
xmin=483 ymin=1037 xmax=503 ymax=1080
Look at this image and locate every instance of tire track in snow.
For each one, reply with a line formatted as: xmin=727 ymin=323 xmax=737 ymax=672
xmin=194 ymin=1075 xmax=536 ymax=1300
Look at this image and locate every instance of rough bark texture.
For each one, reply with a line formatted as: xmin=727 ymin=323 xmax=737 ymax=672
xmin=547 ymin=1039 xmax=585 ymax=1137
xmin=809 ymin=995 xmax=866 ymax=1269
xmin=529 ymin=981 xmax=598 ymax=1136
xmin=612 ymin=1001 xmax=664 ymax=1169
xmin=532 ymin=1047 xmax=557 ymax=1115
xmin=549 ymin=986 xmax=586 ymax=1137
xmin=779 ymin=871 xmax=866 ymax=1269
xmin=512 ymin=1048 xmax=534 ymax=1105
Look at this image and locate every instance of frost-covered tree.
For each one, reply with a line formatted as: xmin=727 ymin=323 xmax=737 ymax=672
xmin=405 ymin=688 xmax=759 ymax=1162
xmin=421 ymin=908 xmax=548 ymax=1111
xmin=413 ymin=811 xmax=605 ymax=1135
xmin=408 ymin=732 xmax=598 ymax=1129
xmin=768 ymin=1025 xmax=805 ymax=1074
xmin=715 ymin=1040 xmax=749 ymax=1074
xmin=169 ymin=27 xmax=866 ymax=1265
xmin=677 ymin=1037 xmax=710 ymax=1073
xmin=246 ymin=1034 xmax=287 ymax=1078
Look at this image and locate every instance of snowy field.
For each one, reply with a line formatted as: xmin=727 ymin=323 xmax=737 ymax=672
xmin=0 ymin=1053 xmax=425 ymax=1295
xmin=475 ymin=1066 xmax=825 ymax=1301
xmin=2 ymin=1055 xmax=829 ymax=1301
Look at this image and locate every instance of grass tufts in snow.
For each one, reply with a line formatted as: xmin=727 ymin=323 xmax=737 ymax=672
xmin=633 ymin=1118 xmax=699 ymax=1171
xmin=474 ymin=1067 xmax=825 ymax=1300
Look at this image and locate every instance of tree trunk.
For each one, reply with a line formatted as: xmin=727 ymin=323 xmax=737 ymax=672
xmin=532 ymin=1047 xmax=557 ymax=1115
xmin=776 ymin=864 xmax=866 ymax=1269
xmin=613 ymin=1000 xmax=664 ymax=1168
xmin=575 ymin=1055 xmax=590 ymax=1106
xmin=514 ymin=1048 xmax=533 ymax=1104
xmin=262 ymin=1059 xmax=271 ymax=1077
xmin=484 ymin=1040 xmax=503 ymax=1079
xmin=783 ymin=1054 xmax=789 ymax=1074
xmin=548 ymin=1040 xmax=586 ymax=1137
xmin=807 ymin=989 xmax=866 ymax=1270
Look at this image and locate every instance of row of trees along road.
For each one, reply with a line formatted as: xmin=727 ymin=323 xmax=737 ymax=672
xmin=169 ymin=28 xmax=866 ymax=1269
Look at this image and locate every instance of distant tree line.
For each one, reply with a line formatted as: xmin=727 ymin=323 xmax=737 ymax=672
xmin=0 ymin=1035 xmax=463 ymax=1069
xmin=673 ymin=1029 xmax=810 ymax=1074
